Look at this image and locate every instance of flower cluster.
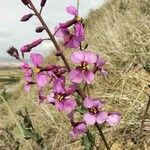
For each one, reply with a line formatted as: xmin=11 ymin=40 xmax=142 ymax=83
xmin=7 ymin=0 xmax=121 ymax=142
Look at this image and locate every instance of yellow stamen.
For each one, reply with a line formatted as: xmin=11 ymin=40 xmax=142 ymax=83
xmin=34 ymin=67 xmax=40 ymax=74
xmin=77 ymin=16 xmax=81 ymax=22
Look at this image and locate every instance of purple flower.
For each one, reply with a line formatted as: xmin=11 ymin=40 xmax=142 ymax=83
xmin=30 ymin=53 xmax=48 ymax=87
xmin=106 ymin=112 xmax=121 ymax=127
xmin=68 ymin=111 xmax=87 ymax=138
xmin=95 ymin=55 xmax=108 ymax=78
xmin=70 ymin=122 xmax=87 ymax=138
xmin=48 ymin=81 xmax=77 ymax=113
xmin=21 ymin=62 xmax=36 ymax=92
xmin=69 ymin=51 xmax=97 ymax=84
xmin=55 ymin=23 xmax=84 ymax=49
xmin=83 ymin=97 xmax=108 ymax=125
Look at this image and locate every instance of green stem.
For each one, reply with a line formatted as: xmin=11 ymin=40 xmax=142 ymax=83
xmin=95 ymin=123 xmax=110 ymax=150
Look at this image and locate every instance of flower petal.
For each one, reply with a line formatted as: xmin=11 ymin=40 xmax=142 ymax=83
xmin=53 ymin=80 xmax=65 ymax=94
xmin=36 ymin=73 xmax=47 ymax=87
xmin=24 ymin=84 xmax=31 ymax=92
xmin=74 ymin=23 xmax=84 ymax=41
xmin=83 ymin=71 xmax=94 ymax=84
xmin=96 ymin=112 xmax=108 ymax=124
xmin=64 ymin=99 xmax=77 ymax=113
xmin=69 ymin=69 xmax=83 ymax=83
xmin=66 ymin=6 xmax=78 ymax=16
xmin=47 ymin=93 xmax=55 ymax=103
xmin=83 ymin=97 xmax=95 ymax=108
xmin=84 ymin=113 xmax=96 ymax=125
xmin=55 ymin=100 xmax=64 ymax=111
xmin=67 ymin=37 xmax=80 ymax=49
xmin=30 ymin=53 xmax=43 ymax=67
xmin=84 ymin=51 xmax=97 ymax=64
xmin=106 ymin=113 xmax=121 ymax=127
xmin=71 ymin=51 xmax=84 ymax=64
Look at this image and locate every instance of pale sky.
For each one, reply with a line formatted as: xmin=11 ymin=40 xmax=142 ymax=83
xmin=0 ymin=0 xmax=104 ymax=60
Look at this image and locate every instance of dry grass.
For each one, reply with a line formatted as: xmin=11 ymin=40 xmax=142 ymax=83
xmin=0 ymin=0 xmax=150 ymax=149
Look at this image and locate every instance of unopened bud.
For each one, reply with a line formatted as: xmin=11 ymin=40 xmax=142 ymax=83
xmin=20 ymin=13 xmax=33 ymax=22
xmin=40 ymin=0 xmax=47 ymax=7
xmin=29 ymin=39 xmax=43 ymax=48
xmin=21 ymin=0 xmax=29 ymax=5
xmin=35 ymin=26 xmax=45 ymax=33
xmin=20 ymin=39 xmax=43 ymax=53
xmin=7 ymin=46 xmax=20 ymax=59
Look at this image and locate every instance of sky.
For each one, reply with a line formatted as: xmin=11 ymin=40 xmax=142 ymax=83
xmin=0 ymin=0 xmax=104 ymax=60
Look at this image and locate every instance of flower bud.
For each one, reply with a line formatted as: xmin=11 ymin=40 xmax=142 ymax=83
xmin=40 ymin=0 xmax=47 ymax=7
xmin=20 ymin=13 xmax=33 ymax=22
xmin=29 ymin=39 xmax=43 ymax=48
xmin=20 ymin=39 xmax=43 ymax=53
xmin=21 ymin=0 xmax=29 ymax=5
xmin=35 ymin=26 xmax=45 ymax=33
xmin=7 ymin=46 xmax=20 ymax=59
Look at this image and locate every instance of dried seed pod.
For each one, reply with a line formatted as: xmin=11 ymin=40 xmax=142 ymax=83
xmin=7 ymin=46 xmax=20 ymax=59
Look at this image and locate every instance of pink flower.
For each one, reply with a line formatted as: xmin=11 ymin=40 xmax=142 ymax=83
xmin=95 ymin=55 xmax=108 ymax=78
xmin=70 ymin=122 xmax=87 ymax=138
xmin=30 ymin=53 xmax=48 ymax=87
xmin=68 ymin=111 xmax=87 ymax=138
xmin=83 ymin=97 xmax=108 ymax=125
xmin=48 ymin=81 xmax=77 ymax=113
xmin=55 ymin=23 xmax=84 ymax=49
xmin=69 ymin=50 xmax=97 ymax=84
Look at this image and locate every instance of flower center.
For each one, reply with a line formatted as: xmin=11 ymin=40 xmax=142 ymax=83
xmin=81 ymin=62 xmax=88 ymax=70
xmin=90 ymin=107 xmax=98 ymax=114
xmin=55 ymin=94 xmax=64 ymax=101
xmin=34 ymin=67 xmax=40 ymax=74
xmin=77 ymin=16 xmax=81 ymax=22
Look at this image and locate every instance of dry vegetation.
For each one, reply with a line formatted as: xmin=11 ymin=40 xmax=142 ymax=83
xmin=0 ymin=0 xmax=150 ymax=149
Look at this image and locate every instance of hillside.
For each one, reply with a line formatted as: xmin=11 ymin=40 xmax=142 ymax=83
xmin=0 ymin=0 xmax=150 ymax=149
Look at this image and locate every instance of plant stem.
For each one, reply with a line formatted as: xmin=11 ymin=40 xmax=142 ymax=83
xmin=95 ymin=123 xmax=110 ymax=150
xmin=136 ymin=94 xmax=150 ymax=147
xmin=28 ymin=0 xmax=86 ymax=99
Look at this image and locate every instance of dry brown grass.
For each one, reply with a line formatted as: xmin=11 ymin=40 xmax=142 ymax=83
xmin=0 ymin=0 xmax=150 ymax=149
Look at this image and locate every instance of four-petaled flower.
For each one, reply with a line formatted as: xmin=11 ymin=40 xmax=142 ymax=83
xmin=54 ymin=6 xmax=84 ymax=49
xmin=83 ymin=97 xmax=108 ymax=125
xmin=30 ymin=53 xmax=48 ymax=87
xmin=47 ymin=81 xmax=77 ymax=113
xmin=69 ymin=50 xmax=97 ymax=84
